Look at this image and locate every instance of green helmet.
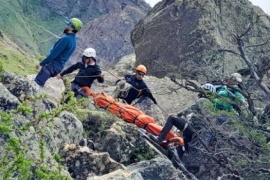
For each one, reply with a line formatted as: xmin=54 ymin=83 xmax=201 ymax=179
xmin=68 ymin=18 xmax=83 ymax=31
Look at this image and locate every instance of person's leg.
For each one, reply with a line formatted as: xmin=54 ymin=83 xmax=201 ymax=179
xmin=79 ymin=86 xmax=91 ymax=97
xmin=158 ymin=115 xmax=187 ymax=143
xmin=35 ymin=64 xmax=61 ymax=87
xmin=157 ymin=115 xmax=175 ymax=143
xmin=158 ymin=115 xmax=196 ymax=146
xmin=71 ymin=83 xmax=81 ymax=98
xmin=166 ymin=115 xmax=196 ymax=144
xmin=35 ymin=67 xmax=51 ymax=87
xmin=183 ymin=125 xmax=195 ymax=143
xmin=169 ymin=115 xmax=188 ymax=131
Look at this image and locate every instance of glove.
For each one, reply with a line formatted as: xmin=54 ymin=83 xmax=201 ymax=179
xmin=142 ymin=89 xmax=157 ymax=104
xmin=141 ymin=89 xmax=150 ymax=96
xmin=148 ymin=92 xmax=157 ymax=104
xmin=151 ymin=97 xmax=157 ymax=104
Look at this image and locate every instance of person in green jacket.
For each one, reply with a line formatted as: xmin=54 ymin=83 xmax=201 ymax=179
xmin=212 ymin=73 xmax=248 ymax=112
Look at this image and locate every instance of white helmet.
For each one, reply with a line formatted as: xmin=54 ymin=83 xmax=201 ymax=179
xmin=83 ymin=48 xmax=96 ymax=58
xmin=201 ymin=83 xmax=216 ymax=93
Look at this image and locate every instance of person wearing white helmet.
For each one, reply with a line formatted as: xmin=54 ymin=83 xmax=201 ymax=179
xmin=35 ymin=18 xmax=83 ymax=87
xmin=57 ymin=47 xmax=104 ymax=98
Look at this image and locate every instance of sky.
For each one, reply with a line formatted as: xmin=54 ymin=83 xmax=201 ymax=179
xmin=145 ymin=0 xmax=270 ymax=14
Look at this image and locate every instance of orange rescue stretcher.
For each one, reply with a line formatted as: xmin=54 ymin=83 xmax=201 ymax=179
xmin=89 ymin=92 xmax=185 ymax=147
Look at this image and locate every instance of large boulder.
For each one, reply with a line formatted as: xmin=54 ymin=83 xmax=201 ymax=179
xmin=127 ymin=157 xmax=187 ymax=180
xmin=0 ymin=83 xmax=20 ymax=111
xmin=2 ymin=72 xmax=39 ymax=100
xmin=131 ymin=0 xmax=270 ymax=81
xmin=69 ymin=0 xmax=151 ymax=65
xmin=88 ymin=169 xmax=143 ymax=180
xmin=61 ymin=144 xmax=125 ymax=180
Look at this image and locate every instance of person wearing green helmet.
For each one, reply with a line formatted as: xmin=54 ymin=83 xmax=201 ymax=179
xmin=35 ymin=18 xmax=83 ymax=87
xmin=64 ymin=18 xmax=83 ymax=32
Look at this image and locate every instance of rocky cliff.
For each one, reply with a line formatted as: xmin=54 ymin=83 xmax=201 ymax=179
xmin=73 ymin=2 xmax=150 ymax=65
xmin=1 ymin=0 xmax=270 ymax=179
xmin=1 ymin=57 xmax=270 ymax=179
xmin=0 ymin=69 xmax=193 ymax=179
xmin=131 ymin=0 xmax=270 ymax=81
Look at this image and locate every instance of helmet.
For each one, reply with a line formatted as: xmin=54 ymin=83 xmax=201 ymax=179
xmin=83 ymin=48 xmax=96 ymax=58
xmin=67 ymin=18 xmax=83 ymax=31
xmin=230 ymin=73 xmax=242 ymax=83
xmin=136 ymin=65 xmax=147 ymax=74
xmin=201 ymin=83 xmax=216 ymax=93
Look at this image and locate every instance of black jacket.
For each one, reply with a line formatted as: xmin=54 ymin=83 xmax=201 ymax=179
xmin=120 ymin=74 xmax=156 ymax=104
xmin=60 ymin=62 xmax=104 ymax=87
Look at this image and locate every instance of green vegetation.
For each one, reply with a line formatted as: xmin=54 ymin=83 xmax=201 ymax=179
xmin=0 ymin=111 xmax=12 ymax=134
xmin=0 ymin=84 xmax=118 ymax=179
xmin=129 ymin=143 xmax=156 ymax=164
xmin=0 ymin=50 xmax=39 ymax=75
xmin=0 ymin=0 xmax=59 ymax=55
xmin=17 ymin=102 xmax=33 ymax=115
xmin=0 ymin=0 xmax=67 ymax=77
xmin=0 ymin=137 xmax=33 ymax=180
xmin=0 ymin=90 xmax=94 ymax=180
xmin=0 ymin=33 xmax=39 ymax=75
xmin=0 ymin=94 xmax=79 ymax=179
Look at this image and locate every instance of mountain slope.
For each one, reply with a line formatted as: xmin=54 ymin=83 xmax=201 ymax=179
xmin=0 ymin=29 xmax=39 ymax=75
xmin=0 ymin=0 xmax=151 ymax=66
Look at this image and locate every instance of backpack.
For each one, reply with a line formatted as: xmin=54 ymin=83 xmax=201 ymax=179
xmin=112 ymin=80 xmax=132 ymax=99
xmin=203 ymin=83 xmax=224 ymax=92
xmin=199 ymin=83 xmax=223 ymax=98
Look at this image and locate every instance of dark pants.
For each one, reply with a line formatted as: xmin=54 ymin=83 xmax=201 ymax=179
xmin=35 ymin=63 xmax=61 ymax=87
xmin=71 ymin=83 xmax=88 ymax=99
xmin=158 ymin=115 xmax=194 ymax=143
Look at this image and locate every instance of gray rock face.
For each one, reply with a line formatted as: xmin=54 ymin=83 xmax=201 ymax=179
xmin=61 ymin=144 xmax=125 ymax=180
xmin=41 ymin=0 xmax=150 ymax=18
xmin=26 ymin=74 xmax=65 ymax=102
xmin=2 ymin=72 xmax=39 ymax=100
xmin=88 ymin=169 xmax=143 ymax=180
xmin=127 ymin=157 xmax=187 ymax=180
xmin=43 ymin=111 xmax=84 ymax=152
xmin=0 ymin=83 xmax=20 ymax=111
xmin=131 ymin=0 xmax=270 ymax=81
xmin=72 ymin=3 xmax=150 ymax=65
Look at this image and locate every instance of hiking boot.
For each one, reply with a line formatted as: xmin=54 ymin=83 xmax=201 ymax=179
xmin=176 ymin=146 xmax=185 ymax=159
xmin=183 ymin=125 xmax=196 ymax=143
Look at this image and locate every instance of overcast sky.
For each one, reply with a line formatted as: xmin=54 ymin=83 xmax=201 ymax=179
xmin=145 ymin=0 xmax=270 ymax=14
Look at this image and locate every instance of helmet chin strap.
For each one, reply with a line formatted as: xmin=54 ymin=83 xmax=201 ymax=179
xmin=88 ymin=61 xmax=96 ymax=66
